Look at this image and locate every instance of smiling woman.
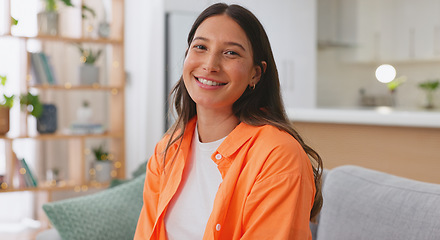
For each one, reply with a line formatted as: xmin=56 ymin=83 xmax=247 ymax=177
xmin=134 ymin=3 xmax=323 ymax=240
xmin=182 ymin=14 xmax=263 ymax=129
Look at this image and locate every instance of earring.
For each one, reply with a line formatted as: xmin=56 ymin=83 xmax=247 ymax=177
xmin=251 ymin=84 xmax=256 ymax=90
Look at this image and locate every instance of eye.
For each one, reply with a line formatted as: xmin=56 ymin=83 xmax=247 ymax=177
xmin=193 ymin=44 xmax=206 ymax=50
xmin=225 ymin=50 xmax=239 ymax=56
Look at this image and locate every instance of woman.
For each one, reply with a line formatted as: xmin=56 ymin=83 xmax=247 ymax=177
xmin=134 ymin=3 xmax=323 ymax=240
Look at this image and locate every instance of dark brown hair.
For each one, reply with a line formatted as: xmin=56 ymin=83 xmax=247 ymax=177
xmin=165 ymin=3 xmax=323 ymax=220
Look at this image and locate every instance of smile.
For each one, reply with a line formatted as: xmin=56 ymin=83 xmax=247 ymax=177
xmin=196 ymin=77 xmax=226 ymax=86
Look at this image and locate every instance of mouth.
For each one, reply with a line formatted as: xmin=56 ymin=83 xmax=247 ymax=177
xmin=195 ymin=77 xmax=227 ymax=86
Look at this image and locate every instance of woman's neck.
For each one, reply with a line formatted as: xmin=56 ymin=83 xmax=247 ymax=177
xmin=196 ymin=107 xmax=239 ymax=143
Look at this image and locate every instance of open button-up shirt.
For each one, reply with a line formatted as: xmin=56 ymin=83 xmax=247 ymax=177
xmin=134 ymin=118 xmax=315 ymax=240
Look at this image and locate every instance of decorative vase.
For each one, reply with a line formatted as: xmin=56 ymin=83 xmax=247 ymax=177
xmin=94 ymin=161 xmax=112 ymax=182
xmin=79 ymin=64 xmax=99 ymax=85
xmin=0 ymin=107 xmax=10 ymax=135
xmin=76 ymin=101 xmax=93 ymax=123
xmin=37 ymin=104 xmax=57 ymax=134
xmin=37 ymin=11 xmax=59 ymax=36
xmin=98 ymin=22 xmax=110 ymax=38
xmin=423 ymin=90 xmax=435 ymax=109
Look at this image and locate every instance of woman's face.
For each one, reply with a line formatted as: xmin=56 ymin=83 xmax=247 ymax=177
xmin=183 ymin=14 xmax=261 ymax=114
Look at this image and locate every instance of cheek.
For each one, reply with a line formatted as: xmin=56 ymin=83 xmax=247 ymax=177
xmin=182 ymin=56 xmax=192 ymax=75
xmin=227 ymin=62 xmax=254 ymax=83
xmin=183 ymin=54 xmax=201 ymax=81
xmin=183 ymin=51 xmax=199 ymax=68
xmin=182 ymin=61 xmax=192 ymax=83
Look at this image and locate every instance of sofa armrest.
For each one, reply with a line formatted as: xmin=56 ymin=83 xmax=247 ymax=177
xmin=316 ymin=165 xmax=440 ymax=240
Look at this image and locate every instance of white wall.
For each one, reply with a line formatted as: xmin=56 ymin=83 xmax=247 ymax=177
xmin=124 ymin=0 xmax=317 ymax=174
xmin=125 ymin=0 xmax=165 ymax=175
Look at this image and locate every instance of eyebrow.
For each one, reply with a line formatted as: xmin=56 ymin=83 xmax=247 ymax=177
xmin=193 ymin=36 xmax=247 ymax=52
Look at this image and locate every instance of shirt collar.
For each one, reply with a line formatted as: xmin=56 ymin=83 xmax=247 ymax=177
xmin=179 ymin=117 xmax=256 ymax=158
xmin=216 ymin=121 xmax=255 ymax=158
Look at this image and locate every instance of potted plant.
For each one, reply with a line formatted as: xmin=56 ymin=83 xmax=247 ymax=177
xmin=20 ymin=93 xmax=59 ymax=134
xmin=418 ymin=79 xmax=439 ymax=109
xmin=76 ymin=100 xmax=92 ymax=123
xmin=0 ymin=75 xmax=15 ymax=135
xmin=76 ymin=44 xmax=102 ymax=85
xmin=92 ymin=144 xmax=112 ymax=182
xmin=386 ymin=76 xmax=406 ymax=107
xmin=37 ymin=0 xmax=74 ymax=36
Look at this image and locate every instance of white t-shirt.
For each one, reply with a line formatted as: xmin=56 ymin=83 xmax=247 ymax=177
xmin=164 ymin=125 xmax=225 ymax=240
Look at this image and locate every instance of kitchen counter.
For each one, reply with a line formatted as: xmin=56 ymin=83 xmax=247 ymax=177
xmin=287 ymin=107 xmax=440 ymax=128
xmin=287 ymin=107 xmax=440 ymax=183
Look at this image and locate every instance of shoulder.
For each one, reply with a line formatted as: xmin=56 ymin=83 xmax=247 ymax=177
xmin=247 ymin=124 xmax=303 ymax=153
xmin=242 ymin=124 xmax=312 ymax=180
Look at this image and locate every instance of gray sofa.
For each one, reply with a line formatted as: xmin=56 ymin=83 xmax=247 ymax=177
xmin=311 ymin=165 xmax=440 ymax=240
xmin=38 ymin=165 xmax=440 ymax=240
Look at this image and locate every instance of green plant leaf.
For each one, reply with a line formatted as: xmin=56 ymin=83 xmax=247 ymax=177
xmin=32 ymin=101 xmax=43 ymax=118
xmin=93 ymin=144 xmax=109 ymax=161
xmin=20 ymin=92 xmax=43 ymax=118
xmin=0 ymin=75 xmax=6 ymax=86
xmin=75 ymin=43 xmax=102 ymax=64
xmin=11 ymin=17 xmax=18 ymax=26
xmin=45 ymin=0 xmax=74 ymax=11
xmin=60 ymin=0 xmax=74 ymax=7
xmin=3 ymin=94 xmax=15 ymax=108
xmin=419 ymin=80 xmax=439 ymax=91
xmin=82 ymin=4 xmax=96 ymax=19
xmin=387 ymin=76 xmax=406 ymax=92
xmin=45 ymin=0 xmax=57 ymax=11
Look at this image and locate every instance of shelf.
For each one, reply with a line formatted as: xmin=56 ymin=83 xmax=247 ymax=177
xmin=0 ymin=181 xmax=110 ymax=193
xmin=29 ymin=84 xmax=124 ymax=92
xmin=0 ymin=1 xmax=126 ymax=233
xmin=0 ymin=132 xmax=123 ymax=140
xmin=0 ymin=33 xmax=123 ymax=44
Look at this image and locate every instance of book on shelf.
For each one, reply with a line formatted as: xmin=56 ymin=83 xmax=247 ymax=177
xmin=14 ymin=156 xmax=27 ymax=188
xmin=30 ymin=52 xmax=45 ymax=85
xmin=69 ymin=122 xmax=105 ymax=135
xmin=30 ymin=52 xmax=57 ymax=85
xmin=39 ymin=52 xmax=57 ymax=85
xmin=13 ymin=152 xmax=38 ymax=188
xmin=20 ymin=158 xmax=38 ymax=187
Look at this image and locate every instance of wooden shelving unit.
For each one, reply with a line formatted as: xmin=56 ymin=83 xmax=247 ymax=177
xmin=0 ymin=0 xmax=125 ymax=228
xmin=0 ymin=181 xmax=110 ymax=193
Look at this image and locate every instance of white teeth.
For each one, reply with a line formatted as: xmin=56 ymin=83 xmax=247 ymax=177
xmin=198 ymin=78 xmax=222 ymax=86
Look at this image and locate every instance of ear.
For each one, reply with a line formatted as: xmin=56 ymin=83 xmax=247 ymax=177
xmin=250 ymin=61 xmax=267 ymax=86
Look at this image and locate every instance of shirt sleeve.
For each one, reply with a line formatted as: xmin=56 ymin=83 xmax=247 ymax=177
xmin=241 ymin=143 xmax=315 ymax=240
xmin=134 ymin=143 xmax=163 ymax=240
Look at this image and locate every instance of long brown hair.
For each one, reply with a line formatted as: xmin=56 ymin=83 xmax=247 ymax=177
xmin=165 ymin=3 xmax=323 ymax=220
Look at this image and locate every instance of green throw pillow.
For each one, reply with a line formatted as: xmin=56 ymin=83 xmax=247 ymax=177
xmin=43 ymin=174 xmax=145 ymax=240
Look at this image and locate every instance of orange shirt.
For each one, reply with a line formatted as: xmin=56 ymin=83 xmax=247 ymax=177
xmin=134 ymin=118 xmax=315 ymax=240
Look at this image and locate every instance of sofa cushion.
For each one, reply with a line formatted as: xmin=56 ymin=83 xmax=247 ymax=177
xmin=43 ymin=173 xmax=145 ymax=240
xmin=316 ymin=165 xmax=440 ymax=240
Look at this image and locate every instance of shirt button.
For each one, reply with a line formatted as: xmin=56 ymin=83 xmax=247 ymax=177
xmin=215 ymin=154 xmax=222 ymax=160
xmin=216 ymin=224 xmax=221 ymax=231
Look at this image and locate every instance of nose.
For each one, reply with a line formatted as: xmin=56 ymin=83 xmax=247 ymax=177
xmin=203 ymin=53 xmax=220 ymax=72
